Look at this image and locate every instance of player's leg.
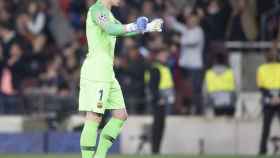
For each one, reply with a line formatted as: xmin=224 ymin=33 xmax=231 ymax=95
xmin=79 ymin=79 xmax=110 ymax=158
xmin=80 ymin=112 xmax=102 ymax=158
xmin=95 ymin=109 xmax=128 ymax=158
xmin=94 ymin=78 xmax=127 ymax=158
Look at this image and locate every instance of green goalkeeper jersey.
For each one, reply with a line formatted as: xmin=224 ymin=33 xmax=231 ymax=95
xmin=81 ymin=0 xmax=136 ymax=82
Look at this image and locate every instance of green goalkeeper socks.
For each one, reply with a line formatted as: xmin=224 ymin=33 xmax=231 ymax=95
xmin=80 ymin=120 xmax=99 ymax=158
xmin=94 ymin=118 xmax=125 ymax=158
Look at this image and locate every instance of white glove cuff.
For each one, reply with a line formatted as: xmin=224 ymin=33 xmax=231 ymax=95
xmin=125 ymin=23 xmax=137 ymax=32
xmin=146 ymin=23 xmax=153 ymax=32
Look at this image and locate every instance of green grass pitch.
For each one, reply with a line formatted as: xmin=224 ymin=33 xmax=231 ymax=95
xmin=0 ymin=155 xmax=275 ymax=158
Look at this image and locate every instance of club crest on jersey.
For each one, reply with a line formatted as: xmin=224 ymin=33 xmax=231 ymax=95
xmin=97 ymin=101 xmax=103 ymax=108
xmin=97 ymin=13 xmax=108 ymax=25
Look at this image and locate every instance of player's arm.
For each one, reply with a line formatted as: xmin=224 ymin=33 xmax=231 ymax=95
xmin=114 ymin=20 xmax=139 ymax=37
xmin=91 ymin=8 xmax=125 ymax=36
xmin=122 ymin=32 xmax=139 ymax=37
xmin=165 ymin=16 xmax=185 ymax=33
xmin=122 ymin=19 xmax=164 ymax=36
xmin=91 ymin=8 xmax=147 ymax=36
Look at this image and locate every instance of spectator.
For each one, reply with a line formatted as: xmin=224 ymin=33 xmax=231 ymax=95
xmin=261 ymin=0 xmax=280 ymax=41
xmin=39 ymin=55 xmax=65 ymax=94
xmin=0 ymin=22 xmax=19 ymax=60
xmin=142 ymin=0 xmax=155 ymax=18
xmin=227 ymin=0 xmax=258 ymax=41
xmin=0 ymin=42 xmax=26 ymax=114
xmin=26 ymin=0 xmax=47 ymax=36
xmin=200 ymin=0 xmax=232 ymax=41
xmin=197 ymin=0 xmax=232 ymax=68
xmin=25 ymin=0 xmax=48 ymax=53
xmin=121 ymin=46 xmax=147 ymax=114
xmin=62 ymin=42 xmax=81 ymax=90
xmin=6 ymin=43 xmax=28 ymax=91
xmin=67 ymin=0 xmax=87 ymax=30
xmin=166 ymin=13 xmax=205 ymax=115
xmin=0 ymin=7 xmax=12 ymax=24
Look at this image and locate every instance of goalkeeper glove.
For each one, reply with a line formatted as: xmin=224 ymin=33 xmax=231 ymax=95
xmin=146 ymin=18 xmax=164 ymax=32
xmin=125 ymin=16 xmax=149 ymax=33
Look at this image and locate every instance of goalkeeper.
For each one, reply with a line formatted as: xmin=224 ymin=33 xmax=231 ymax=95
xmin=79 ymin=0 xmax=163 ymax=158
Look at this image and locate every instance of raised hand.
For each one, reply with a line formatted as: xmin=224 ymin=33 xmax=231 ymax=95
xmin=136 ymin=16 xmax=149 ymax=32
xmin=146 ymin=18 xmax=164 ymax=32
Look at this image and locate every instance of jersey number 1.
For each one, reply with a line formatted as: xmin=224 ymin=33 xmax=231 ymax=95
xmin=99 ymin=89 xmax=103 ymax=101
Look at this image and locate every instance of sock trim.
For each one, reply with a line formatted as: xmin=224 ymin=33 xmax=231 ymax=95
xmin=103 ymin=134 xmax=115 ymax=143
xmin=81 ymin=146 xmax=96 ymax=151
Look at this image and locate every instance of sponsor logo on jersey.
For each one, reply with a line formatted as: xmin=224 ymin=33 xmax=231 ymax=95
xmin=97 ymin=101 xmax=103 ymax=108
xmin=97 ymin=13 xmax=108 ymax=25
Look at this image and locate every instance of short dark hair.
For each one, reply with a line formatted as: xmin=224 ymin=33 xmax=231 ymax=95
xmin=214 ymin=53 xmax=228 ymax=65
xmin=266 ymin=49 xmax=280 ymax=62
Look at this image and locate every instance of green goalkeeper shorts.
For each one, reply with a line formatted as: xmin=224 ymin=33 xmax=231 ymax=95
xmin=79 ymin=78 xmax=125 ymax=114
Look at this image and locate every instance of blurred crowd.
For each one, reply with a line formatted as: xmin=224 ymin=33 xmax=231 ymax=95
xmin=0 ymin=0 xmax=279 ymax=115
